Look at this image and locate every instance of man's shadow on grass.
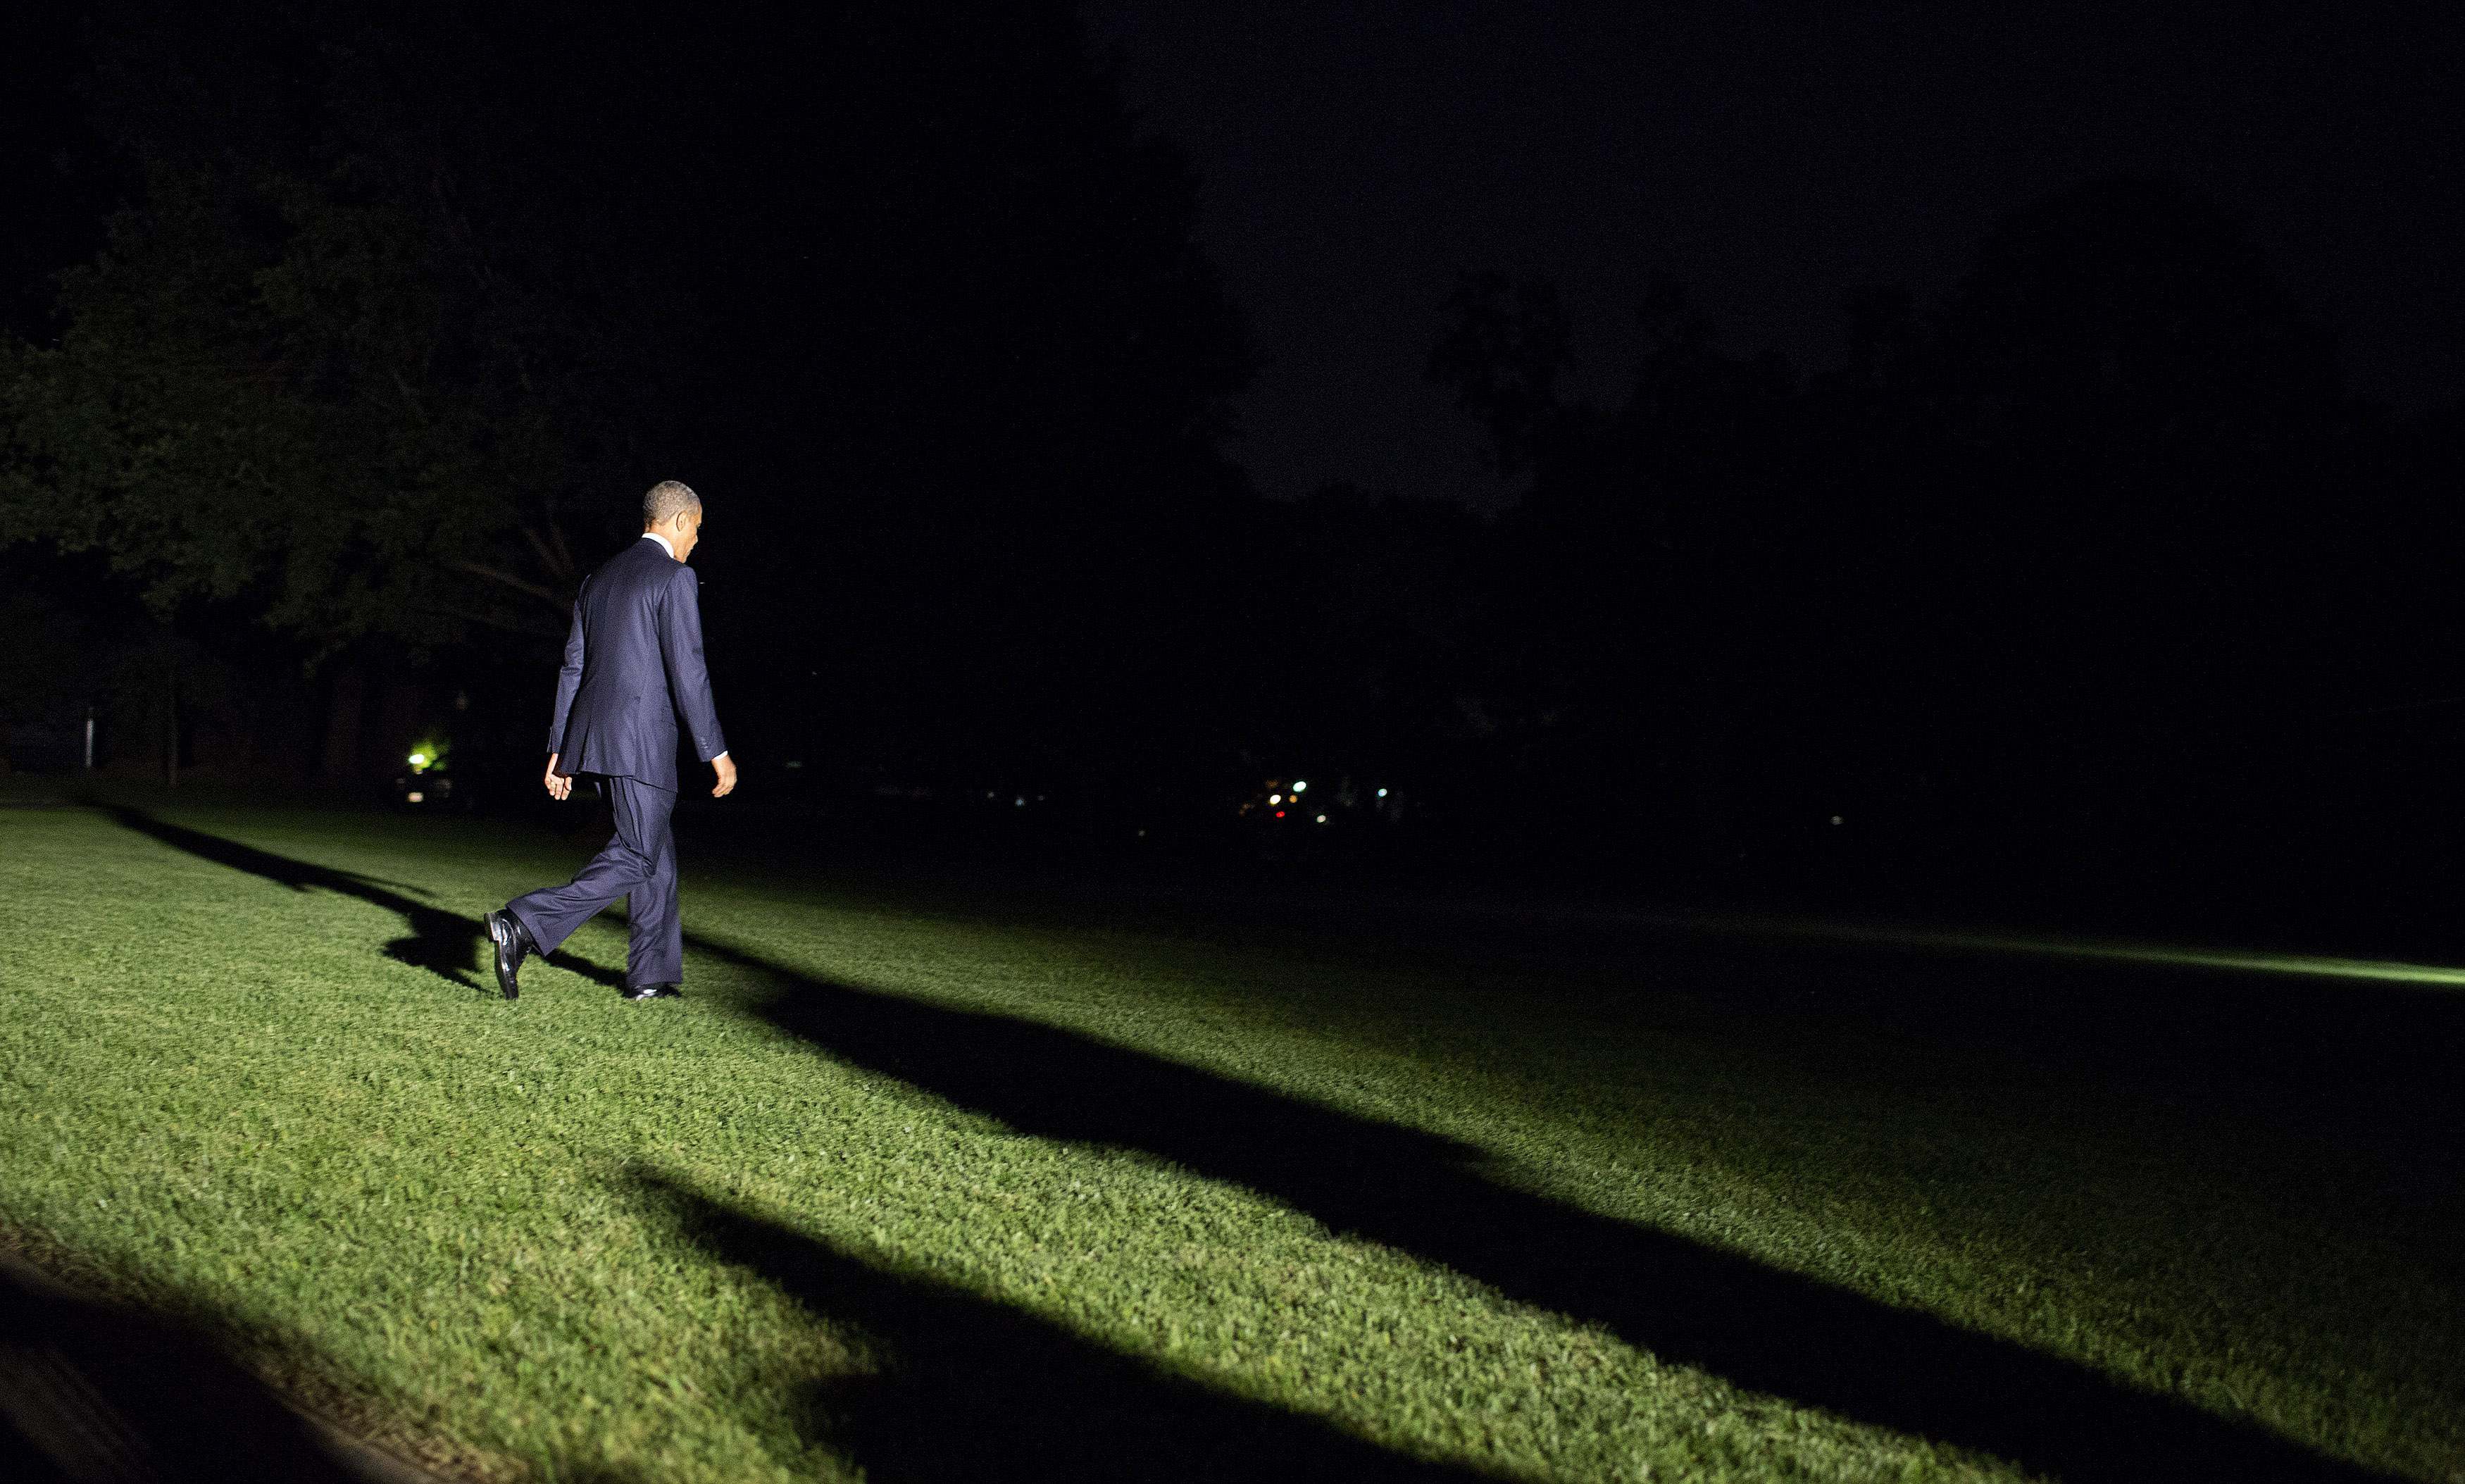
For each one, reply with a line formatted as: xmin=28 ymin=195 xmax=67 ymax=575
xmin=681 ymin=935 xmax=2402 ymax=1484
xmin=108 ymin=809 xmax=624 ymax=995
xmin=623 ymin=1171 xmax=1483 ymax=1482
xmin=114 ymin=813 xmax=2404 ymax=1481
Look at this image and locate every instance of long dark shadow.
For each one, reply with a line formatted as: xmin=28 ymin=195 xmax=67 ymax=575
xmin=111 ymin=812 xmax=2413 ymax=1480
xmin=108 ymin=808 xmax=624 ymax=994
xmin=623 ymin=1171 xmax=1490 ymax=1482
xmin=680 ymin=944 xmax=2404 ymax=1483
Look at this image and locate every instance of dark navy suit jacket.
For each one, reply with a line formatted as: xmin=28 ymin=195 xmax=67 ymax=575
xmin=546 ymin=536 xmax=727 ymax=792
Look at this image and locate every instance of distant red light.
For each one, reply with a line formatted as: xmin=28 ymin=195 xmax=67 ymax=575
xmin=1274 ymin=809 xmax=1285 ymax=818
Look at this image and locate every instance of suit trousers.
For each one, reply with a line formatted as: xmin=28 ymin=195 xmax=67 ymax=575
xmin=506 ymin=773 xmax=683 ymax=988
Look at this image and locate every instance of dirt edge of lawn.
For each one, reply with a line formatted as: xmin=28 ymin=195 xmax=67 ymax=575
xmin=0 ymin=1222 xmax=484 ymax=1484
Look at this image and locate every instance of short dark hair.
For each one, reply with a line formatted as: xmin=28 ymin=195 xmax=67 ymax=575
xmin=643 ymin=480 xmax=700 ymax=525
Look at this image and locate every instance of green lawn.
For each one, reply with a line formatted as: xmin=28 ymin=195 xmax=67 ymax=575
xmin=2 ymin=796 xmax=2459 ymax=1481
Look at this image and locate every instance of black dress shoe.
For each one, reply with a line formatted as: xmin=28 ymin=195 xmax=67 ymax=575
xmin=484 ymin=910 xmax=533 ymax=1000
xmin=623 ymin=983 xmax=681 ymax=1001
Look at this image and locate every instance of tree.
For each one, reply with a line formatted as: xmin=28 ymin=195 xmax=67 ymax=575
xmin=1428 ymin=175 xmax=2362 ymax=892
xmin=4 ymin=1 xmax=1260 ymax=792
xmin=0 ymin=4 xmax=694 ymax=652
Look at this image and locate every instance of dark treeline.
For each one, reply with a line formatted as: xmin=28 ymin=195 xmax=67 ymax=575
xmin=1428 ymin=177 xmax=2465 ymax=926
xmin=6 ymin=4 xmax=2462 ymax=931
xmin=3 ymin=2 xmax=1259 ymax=802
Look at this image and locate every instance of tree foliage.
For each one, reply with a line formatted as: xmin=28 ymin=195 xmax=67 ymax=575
xmin=3 ymin=6 xmax=706 ymax=650
xmin=1 ymin=0 xmax=1257 ymax=784
xmin=1426 ymin=173 xmax=2414 ymax=886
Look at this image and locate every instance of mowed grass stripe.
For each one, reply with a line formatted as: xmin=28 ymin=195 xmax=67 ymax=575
xmin=0 ymin=804 xmax=2456 ymax=1480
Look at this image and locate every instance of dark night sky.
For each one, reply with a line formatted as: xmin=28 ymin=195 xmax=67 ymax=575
xmin=1082 ymin=3 xmax=2465 ymax=511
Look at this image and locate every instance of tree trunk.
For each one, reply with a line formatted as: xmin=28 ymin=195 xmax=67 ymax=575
xmin=321 ymin=664 xmax=366 ymax=781
xmin=163 ymin=627 xmax=178 ymax=789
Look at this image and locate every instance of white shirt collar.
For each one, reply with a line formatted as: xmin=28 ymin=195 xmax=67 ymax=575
xmin=641 ymin=531 xmax=677 ymax=559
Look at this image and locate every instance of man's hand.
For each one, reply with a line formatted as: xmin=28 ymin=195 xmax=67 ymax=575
xmin=711 ymin=753 xmax=737 ymax=799
xmin=544 ymin=754 xmax=573 ymax=801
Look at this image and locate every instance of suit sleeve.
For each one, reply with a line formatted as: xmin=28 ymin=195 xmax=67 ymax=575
xmin=545 ymin=590 xmax=587 ymax=757
xmin=659 ymin=564 xmax=728 ymax=763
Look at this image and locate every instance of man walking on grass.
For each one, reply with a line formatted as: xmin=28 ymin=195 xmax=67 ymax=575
xmin=485 ymin=480 xmax=737 ymax=1001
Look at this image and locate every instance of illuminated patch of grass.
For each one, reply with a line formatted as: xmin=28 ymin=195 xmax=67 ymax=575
xmin=2 ymin=799 xmax=2457 ymax=1480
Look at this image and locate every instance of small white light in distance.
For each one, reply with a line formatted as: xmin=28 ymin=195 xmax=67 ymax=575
xmin=1292 ymin=780 xmax=1308 ymax=793
xmin=406 ymin=790 xmax=425 ymax=804
xmin=408 ymin=752 xmax=426 ymax=768
xmin=1269 ymin=793 xmax=1281 ymax=804
xmin=1830 ymin=815 xmax=1844 ymax=825
xmin=1376 ymin=787 xmax=1387 ymax=797
xmin=1315 ymin=813 xmax=1327 ymax=824
xmin=1014 ymin=796 xmax=1027 ymax=807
